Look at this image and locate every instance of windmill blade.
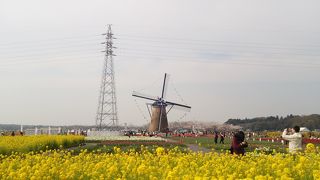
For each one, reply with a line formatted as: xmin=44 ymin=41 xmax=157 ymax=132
xmin=166 ymin=101 xmax=191 ymax=109
xmin=132 ymin=91 xmax=158 ymax=101
xmin=145 ymin=103 xmax=152 ymax=118
xmin=166 ymin=101 xmax=191 ymax=112
xmin=161 ymin=73 xmax=170 ymax=99
xmin=169 ymin=104 xmax=191 ymax=112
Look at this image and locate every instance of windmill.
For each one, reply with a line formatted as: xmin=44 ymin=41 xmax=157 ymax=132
xmin=132 ymin=73 xmax=191 ymax=132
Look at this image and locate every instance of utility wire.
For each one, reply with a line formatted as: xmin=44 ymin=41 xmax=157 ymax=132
xmin=0 ymin=54 xmax=102 ymax=67
xmin=1 ymin=34 xmax=319 ymax=52
xmin=0 ymin=33 xmax=319 ymax=69
xmin=1 ymin=47 xmax=319 ymax=69
xmin=117 ymin=47 xmax=320 ymax=59
xmin=1 ymin=50 xmax=320 ymax=69
xmin=116 ymin=34 xmax=320 ymax=49
xmin=0 ymin=34 xmax=101 ymax=47
xmin=117 ymin=54 xmax=320 ymax=69
xmin=116 ymin=51 xmax=320 ymax=65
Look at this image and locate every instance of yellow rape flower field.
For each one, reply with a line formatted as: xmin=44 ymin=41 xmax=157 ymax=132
xmin=0 ymin=136 xmax=320 ymax=179
xmin=0 ymin=135 xmax=84 ymax=154
xmin=0 ymin=147 xmax=320 ymax=179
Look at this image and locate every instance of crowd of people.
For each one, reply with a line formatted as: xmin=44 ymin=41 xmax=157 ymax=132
xmin=229 ymin=125 xmax=303 ymax=155
xmin=214 ymin=132 xmax=225 ymax=144
xmin=128 ymin=125 xmax=304 ymax=155
xmin=2 ymin=125 xmax=304 ymax=155
xmin=0 ymin=131 xmax=24 ymax=136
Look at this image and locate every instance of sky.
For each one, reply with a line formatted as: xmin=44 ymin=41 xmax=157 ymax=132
xmin=0 ymin=0 xmax=319 ymax=126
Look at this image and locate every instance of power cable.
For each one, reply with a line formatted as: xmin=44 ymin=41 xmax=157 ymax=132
xmin=133 ymin=99 xmax=149 ymax=123
xmin=0 ymin=34 xmax=101 ymax=47
xmin=0 ymin=33 xmax=319 ymax=69
xmin=116 ymin=34 xmax=320 ymax=49
xmin=117 ymin=54 xmax=320 ymax=69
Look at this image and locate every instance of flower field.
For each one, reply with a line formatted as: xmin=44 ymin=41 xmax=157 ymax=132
xmin=85 ymin=135 xmax=166 ymax=141
xmin=1 ymin=135 xmax=320 ymax=179
xmin=100 ymin=140 xmax=182 ymax=146
xmin=0 ymin=135 xmax=84 ymax=154
xmin=0 ymin=147 xmax=320 ymax=179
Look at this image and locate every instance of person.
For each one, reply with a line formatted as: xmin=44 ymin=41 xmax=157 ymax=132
xmin=165 ymin=128 xmax=169 ymax=138
xmin=214 ymin=132 xmax=219 ymax=144
xmin=230 ymin=131 xmax=248 ymax=155
xmin=220 ymin=132 xmax=225 ymax=144
xmin=282 ymin=126 xmax=302 ymax=153
xmin=128 ymin=130 xmax=134 ymax=138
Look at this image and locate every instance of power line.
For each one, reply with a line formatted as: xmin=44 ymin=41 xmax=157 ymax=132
xmin=0 ymin=34 xmax=101 ymax=47
xmin=3 ymin=41 xmax=318 ymax=63
xmin=1 ymin=33 xmax=319 ymax=52
xmin=0 ymin=54 xmax=102 ymax=68
xmin=0 ymin=48 xmax=101 ymax=60
xmin=116 ymin=34 xmax=320 ymax=49
xmin=117 ymin=47 xmax=320 ymax=59
xmin=1 ymin=47 xmax=319 ymax=69
xmin=1 ymin=50 xmax=319 ymax=69
xmin=133 ymin=99 xmax=149 ymax=123
xmin=117 ymin=54 xmax=320 ymax=69
xmin=0 ymin=32 xmax=319 ymax=69
xmin=116 ymin=50 xmax=320 ymax=65
xmin=1 ymin=33 xmax=319 ymax=61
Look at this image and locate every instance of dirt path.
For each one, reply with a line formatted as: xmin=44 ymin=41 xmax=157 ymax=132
xmin=186 ymin=144 xmax=212 ymax=153
xmin=165 ymin=138 xmax=212 ymax=153
xmin=66 ymin=142 xmax=98 ymax=151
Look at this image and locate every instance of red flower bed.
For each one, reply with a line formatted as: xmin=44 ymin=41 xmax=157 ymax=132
xmin=172 ymin=133 xmax=211 ymax=137
xmin=303 ymin=139 xmax=320 ymax=144
xmin=100 ymin=140 xmax=183 ymax=145
xmin=255 ymin=138 xmax=320 ymax=144
xmin=255 ymin=138 xmax=282 ymax=142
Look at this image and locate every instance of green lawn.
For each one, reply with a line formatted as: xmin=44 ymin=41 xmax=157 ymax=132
xmin=169 ymin=136 xmax=288 ymax=153
xmin=68 ymin=140 xmax=187 ymax=154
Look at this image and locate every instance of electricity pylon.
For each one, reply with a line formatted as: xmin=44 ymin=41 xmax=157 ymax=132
xmin=96 ymin=24 xmax=118 ymax=130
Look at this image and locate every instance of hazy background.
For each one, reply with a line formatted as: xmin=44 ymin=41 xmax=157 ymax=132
xmin=0 ymin=0 xmax=319 ymax=126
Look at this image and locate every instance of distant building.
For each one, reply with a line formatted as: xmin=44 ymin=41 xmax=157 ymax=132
xmin=300 ymin=127 xmax=310 ymax=132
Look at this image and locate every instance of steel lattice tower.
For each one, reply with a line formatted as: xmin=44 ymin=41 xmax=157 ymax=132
xmin=96 ymin=25 xmax=118 ymax=129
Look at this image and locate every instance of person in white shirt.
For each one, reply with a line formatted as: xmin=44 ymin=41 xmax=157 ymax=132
xmin=282 ymin=126 xmax=302 ymax=153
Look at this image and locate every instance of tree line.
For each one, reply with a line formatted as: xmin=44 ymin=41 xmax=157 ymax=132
xmin=224 ymin=114 xmax=320 ymax=131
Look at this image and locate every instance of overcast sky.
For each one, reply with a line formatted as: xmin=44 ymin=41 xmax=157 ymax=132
xmin=0 ymin=0 xmax=319 ymax=126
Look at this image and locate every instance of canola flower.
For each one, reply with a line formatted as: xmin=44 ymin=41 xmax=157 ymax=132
xmin=0 ymin=135 xmax=84 ymax=154
xmin=0 ymin=146 xmax=320 ymax=179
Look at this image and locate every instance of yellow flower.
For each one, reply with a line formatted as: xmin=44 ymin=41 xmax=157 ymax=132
xmin=156 ymin=147 xmax=165 ymax=155
xmin=305 ymin=143 xmax=316 ymax=153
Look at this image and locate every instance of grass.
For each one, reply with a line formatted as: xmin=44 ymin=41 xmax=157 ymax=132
xmin=169 ymin=136 xmax=288 ymax=153
xmin=69 ymin=142 xmax=187 ymax=154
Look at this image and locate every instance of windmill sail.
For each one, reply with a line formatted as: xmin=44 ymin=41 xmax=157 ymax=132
xmin=132 ymin=73 xmax=191 ymax=133
xmin=132 ymin=91 xmax=158 ymax=101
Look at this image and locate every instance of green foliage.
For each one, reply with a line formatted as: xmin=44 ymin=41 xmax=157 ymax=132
xmin=225 ymin=114 xmax=320 ymax=131
xmin=70 ymin=143 xmax=187 ymax=155
xmin=171 ymin=136 xmax=288 ymax=153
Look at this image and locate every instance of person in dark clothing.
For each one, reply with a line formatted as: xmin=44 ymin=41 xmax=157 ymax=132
xmin=230 ymin=131 xmax=248 ymax=155
xmin=214 ymin=132 xmax=219 ymax=144
xmin=220 ymin=132 xmax=225 ymax=144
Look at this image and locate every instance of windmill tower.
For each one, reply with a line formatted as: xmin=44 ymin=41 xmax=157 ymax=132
xmin=132 ymin=73 xmax=191 ymax=132
xmin=96 ymin=25 xmax=118 ymax=130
